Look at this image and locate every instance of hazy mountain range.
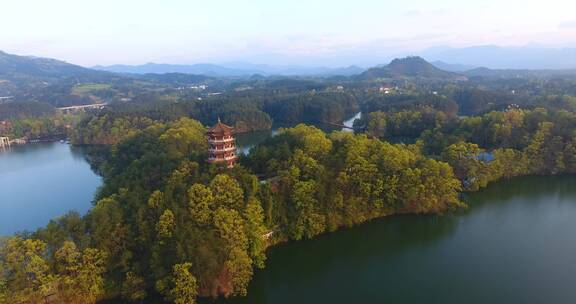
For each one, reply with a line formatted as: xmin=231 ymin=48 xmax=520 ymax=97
xmin=93 ymin=62 xmax=365 ymax=77
xmin=3 ymin=45 xmax=576 ymax=91
xmin=420 ymin=45 xmax=576 ymax=70
xmin=90 ymin=45 xmax=576 ymax=76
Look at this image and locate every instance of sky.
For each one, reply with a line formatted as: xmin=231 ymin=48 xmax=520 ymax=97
xmin=1 ymin=0 xmax=576 ymax=67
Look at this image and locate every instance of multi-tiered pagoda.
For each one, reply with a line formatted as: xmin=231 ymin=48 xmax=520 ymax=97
xmin=207 ymin=118 xmax=237 ymax=168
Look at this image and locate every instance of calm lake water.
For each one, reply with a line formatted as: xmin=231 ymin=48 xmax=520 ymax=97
xmin=236 ymin=129 xmax=279 ymax=155
xmin=214 ymin=175 xmax=576 ymax=304
xmin=0 ymin=142 xmax=101 ymax=235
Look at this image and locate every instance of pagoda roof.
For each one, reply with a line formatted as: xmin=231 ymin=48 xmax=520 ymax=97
xmin=207 ymin=118 xmax=234 ymax=134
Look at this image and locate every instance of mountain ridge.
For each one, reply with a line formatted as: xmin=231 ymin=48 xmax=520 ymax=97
xmin=358 ymin=56 xmax=464 ymax=80
xmin=0 ymin=50 xmax=103 ymax=81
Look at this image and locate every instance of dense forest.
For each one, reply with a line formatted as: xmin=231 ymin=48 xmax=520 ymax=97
xmin=0 ymin=118 xmax=464 ymax=304
xmin=3 ymin=104 xmax=576 ymax=303
xmin=0 ymin=103 xmax=79 ymax=140
xmin=3 ymin=56 xmax=576 ymax=304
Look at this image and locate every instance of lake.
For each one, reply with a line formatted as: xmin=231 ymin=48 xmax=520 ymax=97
xmin=0 ymin=142 xmax=101 ymax=235
xmin=214 ymin=175 xmax=576 ymax=304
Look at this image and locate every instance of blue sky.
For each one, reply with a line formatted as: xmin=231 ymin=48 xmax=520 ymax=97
xmin=1 ymin=0 xmax=575 ymax=66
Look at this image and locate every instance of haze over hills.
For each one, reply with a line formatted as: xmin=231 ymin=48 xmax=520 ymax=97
xmin=463 ymin=67 xmax=576 ymax=78
xmin=93 ymin=62 xmax=365 ymax=77
xmin=5 ymin=48 xmax=576 ymax=99
xmin=430 ymin=61 xmax=478 ymax=72
xmin=1 ymin=50 xmax=466 ymax=87
xmin=92 ymin=45 xmax=576 ymax=76
xmin=3 ymin=43 xmax=576 ymax=84
xmin=91 ymin=45 xmax=576 ymax=73
xmin=420 ymin=45 xmax=576 ymax=70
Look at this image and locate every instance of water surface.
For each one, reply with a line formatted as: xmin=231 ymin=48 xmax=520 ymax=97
xmin=0 ymin=143 xmax=101 ymax=235
xmin=236 ymin=129 xmax=278 ymax=155
xmin=215 ymin=175 xmax=576 ymax=304
xmin=342 ymin=111 xmax=361 ymax=132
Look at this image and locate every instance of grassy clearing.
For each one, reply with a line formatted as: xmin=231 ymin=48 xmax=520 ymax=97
xmin=72 ymin=83 xmax=112 ymax=94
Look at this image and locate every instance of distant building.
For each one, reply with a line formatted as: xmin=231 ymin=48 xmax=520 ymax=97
xmin=0 ymin=121 xmax=11 ymax=136
xmin=234 ymin=86 xmax=253 ymax=92
xmin=57 ymin=103 xmax=107 ymax=114
xmin=379 ymin=87 xmax=393 ymax=94
xmin=0 ymin=137 xmax=10 ymax=149
xmin=207 ymin=118 xmax=238 ymax=168
xmin=190 ymin=85 xmax=207 ymax=91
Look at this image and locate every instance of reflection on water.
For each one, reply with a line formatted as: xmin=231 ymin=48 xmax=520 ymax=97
xmin=235 ymin=129 xmax=281 ymax=155
xmin=342 ymin=111 xmax=362 ymax=132
xmin=0 ymin=142 xmax=101 ymax=235
xmin=215 ymin=175 xmax=576 ymax=304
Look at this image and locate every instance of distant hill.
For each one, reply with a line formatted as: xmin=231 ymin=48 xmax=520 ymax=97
xmin=0 ymin=51 xmax=107 ymax=82
xmin=0 ymin=50 xmax=141 ymax=107
xmin=431 ymin=61 xmax=477 ymax=72
xmin=0 ymin=50 xmax=111 ymax=95
xmin=421 ymin=45 xmax=576 ymax=70
xmin=93 ymin=63 xmax=251 ymax=77
xmin=358 ymin=56 xmax=464 ymax=80
xmin=0 ymin=51 xmax=90 ymax=77
xmin=94 ymin=62 xmax=364 ymax=77
xmin=139 ymin=73 xmax=214 ymax=85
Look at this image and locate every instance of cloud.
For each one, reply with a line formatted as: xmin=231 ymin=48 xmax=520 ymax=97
xmin=559 ymin=20 xmax=576 ymax=29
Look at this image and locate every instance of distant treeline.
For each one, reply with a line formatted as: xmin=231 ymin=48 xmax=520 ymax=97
xmin=71 ymin=91 xmax=359 ymax=145
xmin=0 ymin=102 xmax=81 ymax=139
xmin=4 ymin=101 xmax=576 ymax=303
xmin=0 ymin=101 xmax=55 ymax=120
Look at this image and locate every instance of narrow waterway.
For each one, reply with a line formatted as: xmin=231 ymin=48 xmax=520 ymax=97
xmin=342 ymin=111 xmax=361 ymax=132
